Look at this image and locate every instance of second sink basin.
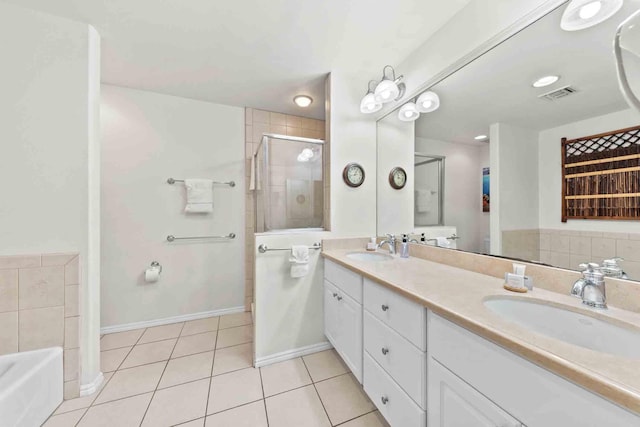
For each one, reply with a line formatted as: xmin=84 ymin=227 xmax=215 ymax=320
xmin=346 ymin=252 xmax=394 ymax=262
xmin=484 ymin=297 xmax=640 ymax=359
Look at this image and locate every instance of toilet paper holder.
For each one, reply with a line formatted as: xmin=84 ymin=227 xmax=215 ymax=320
xmin=150 ymin=261 xmax=162 ymax=273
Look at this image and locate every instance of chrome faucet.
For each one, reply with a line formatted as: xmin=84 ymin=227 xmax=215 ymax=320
xmin=601 ymin=257 xmax=628 ymax=279
xmin=378 ymin=234 xmax=397 ymax=255
xmin=571 ymin=263 xmax=607 ymax=309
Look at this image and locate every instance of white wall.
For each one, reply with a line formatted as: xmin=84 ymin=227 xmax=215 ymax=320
xmin=416 ymin=137 xmax=487 ymax=252
xmin=539 ymin=108 xmax=640 ymax=232
xmin=101 ymin=85 xmax=245 ymax=327
xmin=0 ymin=2 xmax=101 ymax=391
xmin=254 ymin=231 xmax=330 ymax=364
xmin=377 ymin=113 xmax=415 ymax=235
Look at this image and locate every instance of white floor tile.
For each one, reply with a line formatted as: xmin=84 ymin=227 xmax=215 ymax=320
xmin=315 ymin=374 xmax=375 ymax=425
xmin=205 ymin=401 xmax=267 ymax=427
xmin=120 ymin=338 xmax=175 ymax=369
xmin=260 ymin=358 xmax=311 ymax=397
xmin=94 ymin=361 xmax=165 ymax=404
xmin=100 ymin=329 xmax=144 ymax=351
xmin=182 ymin=317 xmax=219 ymax=336
xmin=302 ymin=349 xmax=348 ymax=382
xmin=100 ymin=347 xmax=131 ymax=372
xmin=207 ymin=367 xmax=263 ymax=414
xmin=43 ymin=408 xmax=86 ymax=427
xmin=138 ymin=323 xmax=183 ymax=344
xmin=78 ymin=393 xmax=152 ymax=427
xmin=141 ymin=378 xmax=210 ymax=427
xmin=265 ymin=385 xmax=330 ymax=427
xmin=218 ymin=312 xmax=252 ymax=329
xmin=159 ymin=351 xmax=214 ymax=389
xmin=212 ymin=343 xmax=252 ymax=375
xmin=215 ymin=325 xmax=252 ymax=349
xmin=172 ymin=331 xmax=217 ymax=358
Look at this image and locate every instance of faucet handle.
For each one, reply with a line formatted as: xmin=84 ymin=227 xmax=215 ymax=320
xmin=386 ymin=233 xmax=396 ymax=240
xmin=578 ymin=262 xmax=599 ymax=272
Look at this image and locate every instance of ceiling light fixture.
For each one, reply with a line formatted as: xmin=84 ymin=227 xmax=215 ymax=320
xmin=293 ymin=95 xmax=313 ymax=107
xmin=560 ymin=0 xmax=623 ymax=31
xmin=474 ymin=135 xmax=488 ymax=140
xmin=416 ymin=91 xmax=440 ymax=113
xmin=374 ymin=65 xmax=406 ymax=104
xmin=360 ymin=80 xmax=383 ymax=114
xmin=297 ymin=148 xmax=314 ymax=162
xmin=398 ymin=102 xmax=420 ymax=122
xmin=532 ymin=75 xmax=560 ymax=88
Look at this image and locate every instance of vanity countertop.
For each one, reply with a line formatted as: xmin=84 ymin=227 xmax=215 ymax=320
xmin=322 ymin=248 xmax=640 ymax=415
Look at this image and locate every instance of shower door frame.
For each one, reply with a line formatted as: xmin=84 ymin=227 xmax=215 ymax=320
xmin=414 ymin=152 xmax=445 ymax=227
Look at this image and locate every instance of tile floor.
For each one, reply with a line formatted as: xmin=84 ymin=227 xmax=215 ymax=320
xmin=44 ymin=312 xmax=389 ymax=427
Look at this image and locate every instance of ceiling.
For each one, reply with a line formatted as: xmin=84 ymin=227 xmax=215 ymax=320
xmin=414 ymin=1 xmax=640 ymax=144
xmin=3 ymin=0 xmax=470 ymax=119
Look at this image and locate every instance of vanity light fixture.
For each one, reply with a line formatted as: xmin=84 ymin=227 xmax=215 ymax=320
xmin=360 ymin=80 xmax=383 ymax=114
xmin=560 ymin=0 xmax=623 ymax=31
xmin=416 ymin=91 xmax=440 ymax=113
xmin=398 ymin=102 xmax=420 ymax=122
xmin=374 ymin=65 xmax=406 ymax=104
xmin=532 ymin=75 xmax=560 ymax=88
xmin=293 ymin=95 xmax=313 ymax=107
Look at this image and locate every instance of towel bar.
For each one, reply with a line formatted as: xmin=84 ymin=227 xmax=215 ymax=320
xmin=167 ymin=233 xmax=236 ymax=242
xmin=167 ymin=177 xmax=235 ymax=187
xmin=258 ymin=243 xmax=321 ymax=253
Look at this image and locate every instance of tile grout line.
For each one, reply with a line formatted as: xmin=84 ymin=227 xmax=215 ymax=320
xmin=204 ymin=325 xmax=220 ymax=419
xmin=333 ymin=409 xmax=380 ymax=427
xmin=300 ymin=356 xmax=333 ymax=425
xmin=138 ymin=322 xmax=185 ymax=427
xmin=258 ymin=361 xmax=270 ymax=427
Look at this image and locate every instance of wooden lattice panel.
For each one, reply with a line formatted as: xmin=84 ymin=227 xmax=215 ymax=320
xmin=562 ymin=125 xmax=640 ymax=221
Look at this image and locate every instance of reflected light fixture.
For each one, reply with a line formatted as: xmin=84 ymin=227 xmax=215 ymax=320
xmin=360 ymin=80 xmax=383 ymax=114
xmin=374 ymin=65 xmax=406 ymax=104
xmin=416 ymin=91 xmax=440 ymax=113
xmin=560 ymin=0 xmax=623 ymax=31
xmin=532 ymin=75 xmax=560 ymax=88
xmin=297 ymin=148 xmax=314 ymax=162
xmin=293 ymin=95 xmax=313 ymax=107
xmin=474 ymin=134 xmax=488 ymax=141
xmin=398 ymin=102 xmax=420 ymax=122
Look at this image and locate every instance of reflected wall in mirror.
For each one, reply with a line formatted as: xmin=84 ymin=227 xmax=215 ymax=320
xmin=376 ymin=1 xmax=640 ymax=280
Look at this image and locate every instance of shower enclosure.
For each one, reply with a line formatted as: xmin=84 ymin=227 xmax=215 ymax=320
xmin=414 ymin=153 xmax=444 ymax=227
xmin=253 ymin=134 xmax=325 ymax=232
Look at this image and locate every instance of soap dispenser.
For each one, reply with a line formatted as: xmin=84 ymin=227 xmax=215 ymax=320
xmin=400 ymin=234 xmax=409 ymax=258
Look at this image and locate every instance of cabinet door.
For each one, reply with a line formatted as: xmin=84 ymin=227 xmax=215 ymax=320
xmin=323 ymin=281 xmax=339 ymax=348
xmin=428 ymin=358 xmax=522 ymax=427
xmin=337 ymin=291 xmax=363 ymax=383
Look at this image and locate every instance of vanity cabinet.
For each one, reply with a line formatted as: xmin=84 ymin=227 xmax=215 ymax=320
xmin=428 ymin=312 xmax=639 ymax=427
xmin=323 ymin=260 xmax=363 ymax=382
xmin=363 ymin=278 xmax=427 ymax=426
xmin=429 ymin=357 xmax=523 ymax=427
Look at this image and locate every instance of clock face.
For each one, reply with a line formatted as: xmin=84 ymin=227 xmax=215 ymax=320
xmin=343 ymin=163 xmax=365 ymax=187
xmin=389 ymin=167 xmax=407 ymax=189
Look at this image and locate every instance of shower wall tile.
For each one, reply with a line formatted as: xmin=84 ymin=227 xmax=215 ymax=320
xmin=0 ymin=252 xmax=82 ymax=398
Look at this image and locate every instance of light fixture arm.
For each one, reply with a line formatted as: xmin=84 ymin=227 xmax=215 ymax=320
xmin=366 ymin=80 xmax=379 ymax=94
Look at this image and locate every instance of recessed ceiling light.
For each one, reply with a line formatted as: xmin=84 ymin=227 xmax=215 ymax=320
xmin=474 ymin=135 xmax=488 ymax=140
xmin=293 ymin=95 xmax=313 ymax=107
xmin=532 ymin=75 xmax=560 ymax=88
xmin=560 ymin=0 xmax=623 ymax=31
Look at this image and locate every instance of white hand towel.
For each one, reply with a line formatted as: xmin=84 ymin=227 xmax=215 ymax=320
xmin=435 ymin=237 xmax=451 ymax=248
xmin=289 ymin=245 xmax=310 ymax=278
xmin=184 ymin=179 xmax=213 ymax=213
xmin=415 ymin=189 xmax=432 ymax=213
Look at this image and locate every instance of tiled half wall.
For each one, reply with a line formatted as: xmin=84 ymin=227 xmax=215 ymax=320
xmin=244 ymin=108 xmax=327 ymax=310
xmin=502 ymin=229 xmax=640 ymax=279
xmin=0 ymin=253 xmax=81 ymax=399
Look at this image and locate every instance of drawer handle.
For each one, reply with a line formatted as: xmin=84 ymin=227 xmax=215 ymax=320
xmin=381 ymin=396 xmax=389 ymax=405
xmin=381 ymin=347 xmax=389 ymax=355
xmin=337 ymin=296 xmax=343 ymax=301
xmin=332 ymin=293 xmax=338 ymax=298
xmin=381 ymin=304 xmax=389 ymax=312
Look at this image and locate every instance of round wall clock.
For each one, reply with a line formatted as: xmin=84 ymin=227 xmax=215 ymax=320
xmin=343 ymin=163 xmax=365 ymax=188
xmin=389 ymin=166 xmax=407 ymax=189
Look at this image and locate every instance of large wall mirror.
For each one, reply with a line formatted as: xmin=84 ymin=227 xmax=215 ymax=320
xmin=376 ymin=1 xmax=640 ymax=280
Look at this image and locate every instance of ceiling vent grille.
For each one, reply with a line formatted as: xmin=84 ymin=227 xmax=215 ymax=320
xmin=538 ymin=85 xmax=578 ymax=101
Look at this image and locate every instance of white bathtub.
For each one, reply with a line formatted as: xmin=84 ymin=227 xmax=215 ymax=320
xmin=0 ymin=347 xmax=63 ymax=427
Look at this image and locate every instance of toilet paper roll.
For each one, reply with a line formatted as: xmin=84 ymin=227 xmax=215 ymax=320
xmin=145 ymin=268 xmax=160 ymax=283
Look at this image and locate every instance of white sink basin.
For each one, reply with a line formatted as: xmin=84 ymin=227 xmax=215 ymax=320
xmin=484 ymin=297 xmax=640 ymax=359
xmin=346 ymin=252 xmax=394 ymax=262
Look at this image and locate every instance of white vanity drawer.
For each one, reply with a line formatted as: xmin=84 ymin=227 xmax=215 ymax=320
xmin=364 ymin=353 xmax=426 ymax=427
xmin=324 ymin=259 xmax=363 ymax=303
xmin=364 ymin=311 xmax=426 ymax=409
xmin=363 ymin=278 xmax=426 ymax=351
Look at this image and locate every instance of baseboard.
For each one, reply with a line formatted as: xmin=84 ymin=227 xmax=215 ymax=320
xmin=254 ymin=341 xmax=333 ymax=368
xmin=100 ymin=306 xmax=246 ymax=334
xmin=80 ymin=371 xmax=104 ymax=397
